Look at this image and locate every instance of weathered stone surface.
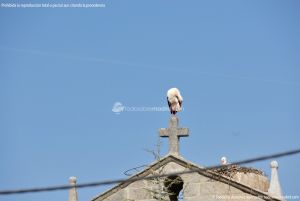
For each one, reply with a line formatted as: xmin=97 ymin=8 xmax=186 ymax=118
xmin=268 ymin=161 xmax=284 ymax=200
xmin=161 ymin=162 xmax=185 ymax=174
xmin=92 ymin=155 xmax=274 ymax=201
xmin=69 ymin=176 xmax=78 ymax=201
xmin=232 ymin=171 xmax=270 ymax=192
xmin=183 ymin=182 xmax=200 ymax=197
xmin=199 ymin=182 xmax=217 ymax=195
xmin=104 ymin=189 xmax=126 ymax=201
xmin=198 ymin=180 xmax=249 ymax=197
xmin=127 ymin=188 xmax=152 ymax=200
xmin=159 ymin=116 xmax=189 ymax=156
xmin=181 ymin=172 xmax=208 ymax=183
xmin=127 ymin=180 xmax=146 ymax=188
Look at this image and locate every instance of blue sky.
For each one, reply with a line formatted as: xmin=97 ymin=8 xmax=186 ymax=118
xmin=0 ymin=1 xmax=299 ymax=201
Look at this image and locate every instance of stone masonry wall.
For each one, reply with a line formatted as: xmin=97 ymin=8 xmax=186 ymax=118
xmin=97 ymin=162 xmax=267 ymax=201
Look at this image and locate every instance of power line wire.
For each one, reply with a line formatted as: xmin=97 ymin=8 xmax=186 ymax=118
xmin=1 ymin=148 xmax=300 ymax=195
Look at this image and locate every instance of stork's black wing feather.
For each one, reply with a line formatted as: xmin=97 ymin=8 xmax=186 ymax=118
xmin=179 ymin=99 xmax=182 ymax=108
xmin=167 ymin=97 xmax=171 ymax=108
xmin=167 ymin=97 xmax=172 ymax=114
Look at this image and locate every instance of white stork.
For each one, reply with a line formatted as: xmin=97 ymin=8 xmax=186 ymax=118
xmin=167 ymin=88 xmax=183 ymax=115
xmin=221 ymin=156 xmax=227 ymax=165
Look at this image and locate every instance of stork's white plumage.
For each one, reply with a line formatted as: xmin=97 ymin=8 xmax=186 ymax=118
xmin=167 ymin=88 xmax=183 ymax=115
xmin=221 ymin=156 xmax=227 ymax=165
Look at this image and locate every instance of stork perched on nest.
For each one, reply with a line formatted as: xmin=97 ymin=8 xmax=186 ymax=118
xmin=167 ymin=88 xmax=183 ymax=115
xmin=221 ymin=156 xmax=228 ymax=165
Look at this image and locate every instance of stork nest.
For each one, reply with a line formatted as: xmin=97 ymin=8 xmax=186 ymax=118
xmin=210 ymin=164 xmax=264 ymax=178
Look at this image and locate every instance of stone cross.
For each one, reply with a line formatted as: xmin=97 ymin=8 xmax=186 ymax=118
xmin=159 ymin=116 xmax=189 ymax=156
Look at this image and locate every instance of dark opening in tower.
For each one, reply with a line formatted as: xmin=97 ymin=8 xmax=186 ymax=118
xmin=164 ymin=176 xmax=184 ymax=201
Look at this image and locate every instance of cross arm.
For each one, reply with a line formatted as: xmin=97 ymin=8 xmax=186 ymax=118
xmin=158 ymin=128 xmax=189 ymax=137
xmin=177 ymin=128 xmax=189 ymax=137
xmin=159 ymin=128 xmax=168 ymax=137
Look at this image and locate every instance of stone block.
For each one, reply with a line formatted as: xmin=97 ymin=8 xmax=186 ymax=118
xmin=181 ymin=172 xmax=208 ymax=183
xmin=199 ymin=182 xmax=216 ymax=195
xmin=104 ymin=189 xmax=126 ymax=201
xmin=127 ymin=180 xmax=146 ymax=188
xmin=127 ymin=188 xmax=152 ymax=200
xmin=161 ymin=162 xmax=185 ymax=174
xmin=183 ymin=183 xmax=200 ymax=197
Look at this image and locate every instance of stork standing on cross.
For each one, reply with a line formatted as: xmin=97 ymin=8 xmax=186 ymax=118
xmin=167 ymin=88 xmax=183 ymax=115
xmin=159 ymin=88 xmax=189 ymax=156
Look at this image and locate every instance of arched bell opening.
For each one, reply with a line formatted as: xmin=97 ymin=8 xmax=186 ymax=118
xmin=164 ymin=175 xmax=184 ymax=201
